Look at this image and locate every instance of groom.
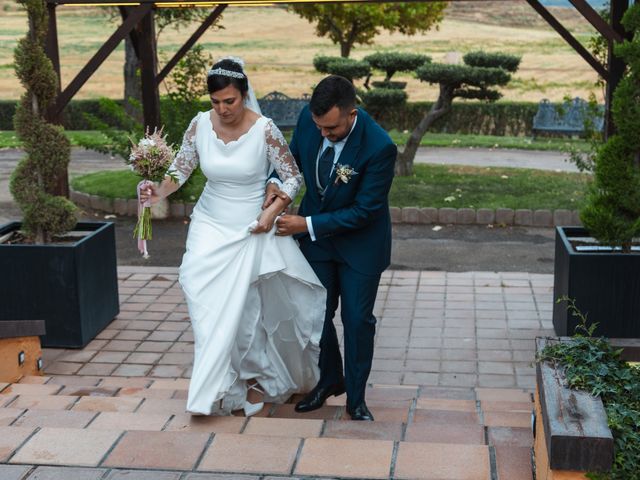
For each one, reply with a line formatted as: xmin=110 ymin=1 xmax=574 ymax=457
xmin=269 ymin=75 xmax=396 ymax=421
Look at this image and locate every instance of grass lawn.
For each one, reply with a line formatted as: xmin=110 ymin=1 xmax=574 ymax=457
xmin=387 ymin=130 xmax=590 ymax=152
xmin=0 ymin=130 xmax=111 ymax=149
xmin=0 ymin=130 xmax=590 ymax=152
xmin=71 ymin=164 xmax=589 ymax=210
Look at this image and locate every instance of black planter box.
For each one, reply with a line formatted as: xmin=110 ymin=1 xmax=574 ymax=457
xmin=0 ymin=221 xmax=119 ymax=348
xmin=553 ymin=226 xmax=640 ymax=338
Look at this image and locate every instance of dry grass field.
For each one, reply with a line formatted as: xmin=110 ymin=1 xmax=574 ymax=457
xmin=0 ymin=0 xmax=602 ymax=103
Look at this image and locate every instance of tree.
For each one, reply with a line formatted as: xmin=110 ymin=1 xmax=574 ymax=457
xmin=364 ymin=51 xmax=431 ymax=85
xmin=313 ymin=56 xmax=371 ymax=83
xmin=580 ymin=3 xmax=640 ymax=252
xmin=360 ymin=52 xmax=430 ymax=119
xmin=10 ymin=0 xmax=76 ymax=243
xmin=396 ymin=51 xmax=520 ymax=176
xmin=289 ymin=2 xmax=447 ymax=58
xmin=119 ymin=7 xmax=223 ymax=119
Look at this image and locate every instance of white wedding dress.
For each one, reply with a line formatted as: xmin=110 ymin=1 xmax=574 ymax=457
xmin=168 ymin=111 xmax=325 ymax=415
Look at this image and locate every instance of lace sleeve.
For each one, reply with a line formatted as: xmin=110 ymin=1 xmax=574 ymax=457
xmin=167 ymin=113 xmax=200 ymax=186
xmin=264 ymin=119 xmax=302 ymax=200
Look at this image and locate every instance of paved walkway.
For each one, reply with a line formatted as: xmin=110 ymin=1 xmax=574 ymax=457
xmin=0 ymin=267 xmax=550 ymax=479
xmin=0 ymin=146 xmax=574 ymax=223
xmin=0 ymin=146 xmax=559 ymax=478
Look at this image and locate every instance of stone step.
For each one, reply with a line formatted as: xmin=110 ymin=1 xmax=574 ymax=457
xmin=1 ymin=426 xmax=497 ymax=478
xmin=0 ymin=380 xmax=535 ymax=479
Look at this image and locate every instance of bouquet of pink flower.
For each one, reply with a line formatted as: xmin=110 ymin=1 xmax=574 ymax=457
xmin=128 ymin=127 xmax=176 ymax=258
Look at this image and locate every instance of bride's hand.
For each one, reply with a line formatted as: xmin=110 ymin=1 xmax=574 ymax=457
xmin=252 ymin=210 xmax=278 ymax=234
xmin=139 ymin=183 xmax=162 ymax=205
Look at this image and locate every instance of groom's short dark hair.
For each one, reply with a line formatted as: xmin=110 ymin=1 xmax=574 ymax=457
xmin=310 ymin=75 xmax=356 ymax=116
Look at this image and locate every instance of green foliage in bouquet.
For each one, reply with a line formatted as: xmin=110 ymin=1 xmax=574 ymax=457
xmin=10 ymin=0 xmax=76 ymax=243
xmin=580 ymin=3 xmax=640 ymax=252
xmin=538 ymin=298 xmax=640 ymax=480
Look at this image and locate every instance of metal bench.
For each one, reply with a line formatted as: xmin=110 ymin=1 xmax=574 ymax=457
xmin=258 ymin=91 xmax=310 ymax=129
xmin=532 ymin=97 xmax=604 ymax=137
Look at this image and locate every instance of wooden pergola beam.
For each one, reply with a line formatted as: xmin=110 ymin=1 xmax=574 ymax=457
xmin=526 ymin=0 xmax=609 ymax=81
xmin=569 ymin=0 xmax=623 ymax=44
xmin=48 ymin=3 xmax=153 ymax=119
xmin=156 ymin=4 xmax=227 ymax=86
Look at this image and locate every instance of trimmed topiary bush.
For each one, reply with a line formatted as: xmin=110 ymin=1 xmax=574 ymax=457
xmin=10 ymin=0 xmax=76 ymax=243
xmin=364 ymin=52 xmax=431 ymax=82
xmin=396 ymin=51 xmax=520 ymax=175
xmin=580 ymin=3 xmax=640 ymax=252
xmin=361 ymin=87 xmax=408 ymax=119
xmin=313 ymin=55 xmax=371 ymax=82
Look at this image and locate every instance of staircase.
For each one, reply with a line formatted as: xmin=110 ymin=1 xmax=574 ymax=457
xmin=0 ymin=376 xmax=534 ymax=479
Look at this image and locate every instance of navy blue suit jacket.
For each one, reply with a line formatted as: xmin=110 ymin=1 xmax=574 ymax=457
xmin=289 ymin=106 xmax=396 ymax=276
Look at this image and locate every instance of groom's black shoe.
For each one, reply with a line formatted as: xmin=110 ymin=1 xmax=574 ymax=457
xmin=295 ymin=382 xmax=346 ymax=413
xmin=347 ymin=402 xmax=374 ymax=421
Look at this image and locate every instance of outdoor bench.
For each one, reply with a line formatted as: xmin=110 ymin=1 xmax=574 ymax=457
xmin=532 ymin=97 xmax=604 ymax=137
xmin=258 ymin=91 xmax=310 ymax=129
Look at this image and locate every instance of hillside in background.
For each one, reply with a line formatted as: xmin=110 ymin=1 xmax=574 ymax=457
xmin=0 ymin=0 xmax=603 ymax=103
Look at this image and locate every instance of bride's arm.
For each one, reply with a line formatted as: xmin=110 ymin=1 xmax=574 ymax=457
xmin=140 ymin=114 xmax=200 ymax=204
xmin=252 ymin=120 xmax=300 ymax=234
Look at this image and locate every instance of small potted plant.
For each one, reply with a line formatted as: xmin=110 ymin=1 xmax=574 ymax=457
xmin=553 ymin=3 xmax=640 ymax=338
xmin=0 ymin=0 xmax=119 ymax=348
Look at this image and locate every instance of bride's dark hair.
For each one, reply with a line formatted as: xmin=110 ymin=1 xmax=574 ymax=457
xmin=207 ymin=59 xmax=249 ymax=95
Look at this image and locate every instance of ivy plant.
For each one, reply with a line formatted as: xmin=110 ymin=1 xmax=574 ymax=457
xmin=538 ymin=298 xmax=640 ymax=480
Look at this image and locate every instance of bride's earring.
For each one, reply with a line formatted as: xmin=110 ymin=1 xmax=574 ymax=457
xmin=244 ymin=381 xmax=264 ymax=417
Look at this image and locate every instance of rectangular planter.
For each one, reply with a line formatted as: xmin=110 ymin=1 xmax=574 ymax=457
xmin=535 ymin=338 xmax=613 ymax=475
xmin=0 ymin=221 xmax=119 ymax=348
xmin=553 ymin=226 xmax=640 ymax=338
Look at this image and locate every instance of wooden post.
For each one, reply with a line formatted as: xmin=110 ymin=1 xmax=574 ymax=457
xmin=44 ymin=1 xmax=69 ymax=197
xmin=604 ymin=0 xmax=630 ymax=139
xmin=45 ymin=1 xmax=62 ymax=125
xmin=138 ymin=8 xmax=161 ymax=132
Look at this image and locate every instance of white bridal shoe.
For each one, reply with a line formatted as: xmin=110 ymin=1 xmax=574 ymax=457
xmin=244 ymin=382 xmax=264 ymax=417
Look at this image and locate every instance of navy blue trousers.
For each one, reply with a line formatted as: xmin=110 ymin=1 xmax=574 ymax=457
xmin=309 ymin=260 xmax=381 ymax=409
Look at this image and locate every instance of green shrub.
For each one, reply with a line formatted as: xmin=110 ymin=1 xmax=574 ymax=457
xmin=463 ymin=51 xmax=521 ymax=73
xmin=580 ymin=3 xmax=640 ymax=252
xmin=370 ymin=80 xmax=407 ymax=90
xmin=10 ymin=0 xmax=76 ymax=243
xmin=539 ymin=299 xmax=640 ymax=480
xmin=361 ymin=88 xmax=408 ymax=118
xmin=364 ymin=52 xmax=430 ymax=81
xmin=313 ymin=56 xmax=371 ymax=82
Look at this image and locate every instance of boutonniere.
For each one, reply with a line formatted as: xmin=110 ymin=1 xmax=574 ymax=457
xmin=334 ymin=164 xmax=358 ymax=185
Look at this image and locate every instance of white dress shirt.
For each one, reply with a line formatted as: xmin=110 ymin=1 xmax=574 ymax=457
xmin=306 ymin=115 xmax=358 ymax=241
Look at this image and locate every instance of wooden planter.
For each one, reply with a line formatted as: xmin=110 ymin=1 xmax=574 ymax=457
xmin=552 ymin=226 xmax=640 ymax=338
xmin=0 ymin=221 xmax=119 ymax=348
xmin=534 ymin=338 xmax=614 ymax=480
xmin=0 ymin=320 xmax=46 ymax=383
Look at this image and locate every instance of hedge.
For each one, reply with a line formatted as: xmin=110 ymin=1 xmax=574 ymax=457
xmin=0 ymin=98 xmax=539 ymax=136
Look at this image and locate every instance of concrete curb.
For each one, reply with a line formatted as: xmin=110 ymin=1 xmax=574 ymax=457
xmin=70 ymin=188 xmax=582 ymax=227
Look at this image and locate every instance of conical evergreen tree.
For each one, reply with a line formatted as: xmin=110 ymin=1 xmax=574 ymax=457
xmin=581 ymin=4 xmax=640 ymax=252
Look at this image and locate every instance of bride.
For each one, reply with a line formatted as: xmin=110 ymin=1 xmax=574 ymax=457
xmin=140 ymin=57 xmax=325 ymax=416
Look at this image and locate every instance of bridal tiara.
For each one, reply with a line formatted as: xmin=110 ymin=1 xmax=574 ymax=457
xmin=208 ymin=68 xmax=246 ymax=79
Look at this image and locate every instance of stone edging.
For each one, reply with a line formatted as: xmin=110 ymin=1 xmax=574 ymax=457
xmin=70 ymin=188 xmax=582 ymax=227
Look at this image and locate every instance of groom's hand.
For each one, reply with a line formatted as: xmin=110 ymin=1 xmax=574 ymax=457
xmin=262 ymin=183 xmax=288 ymax=210
xmin=275 ymin=214 xmax=308 ymax=236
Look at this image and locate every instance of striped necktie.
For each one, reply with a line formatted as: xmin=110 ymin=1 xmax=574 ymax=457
xmin=318 ymin=145 xmax=335 ymax=189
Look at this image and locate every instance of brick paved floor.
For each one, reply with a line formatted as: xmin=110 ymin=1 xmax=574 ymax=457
xmin=43 ymin=267 xmax=554 ymax=391
xmin=0 ymin=267 xmax=550 ymax=479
